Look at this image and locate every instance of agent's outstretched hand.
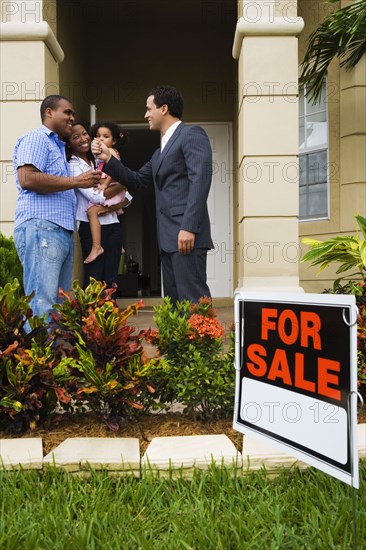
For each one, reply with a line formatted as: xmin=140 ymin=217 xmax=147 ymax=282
xmin=91 ymin=138 xmax=112 ymax=163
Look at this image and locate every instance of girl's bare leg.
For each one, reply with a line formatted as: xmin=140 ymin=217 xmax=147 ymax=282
xmin=84 ymin=206 xmax=104 ymax=263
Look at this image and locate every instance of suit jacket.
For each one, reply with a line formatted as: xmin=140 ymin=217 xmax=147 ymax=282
xmin=103 ymin=123 xmax=214 ymax=253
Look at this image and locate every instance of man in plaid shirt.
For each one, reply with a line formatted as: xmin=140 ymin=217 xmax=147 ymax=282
xmin=13 ymin=95 xmax=101 ymax=323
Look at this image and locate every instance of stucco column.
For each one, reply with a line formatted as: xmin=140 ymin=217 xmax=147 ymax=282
xmin=339 ymin=0 xmax=366 ymax=230
xmin=233 ymin=0 xmax=304 ymax=292
xmin=0 ymin=0 xmax=62 ymax=236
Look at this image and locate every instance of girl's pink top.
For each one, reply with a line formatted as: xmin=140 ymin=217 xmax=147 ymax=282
xmin=87 ymin=158 xmax=126 ymax=214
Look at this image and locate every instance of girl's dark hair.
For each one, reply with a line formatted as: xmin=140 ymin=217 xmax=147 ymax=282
xmin=64 ymin=121 xmax=95 ymax=165
xmin=89 ymin=121 xmax=128 ymax=157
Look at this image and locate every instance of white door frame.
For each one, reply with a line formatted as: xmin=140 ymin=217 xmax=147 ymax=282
xmin=197 ymin=121 xmax=234 ymax=298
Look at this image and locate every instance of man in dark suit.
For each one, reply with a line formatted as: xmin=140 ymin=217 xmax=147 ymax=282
xmin=91 ymin=85 xmax=213 ymax=304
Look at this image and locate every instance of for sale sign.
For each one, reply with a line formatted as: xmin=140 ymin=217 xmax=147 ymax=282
xmin=233 ymin=291 xmax=359 ymax=488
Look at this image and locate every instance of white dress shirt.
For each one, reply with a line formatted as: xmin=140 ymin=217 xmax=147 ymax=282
xmin=161 ymin=120 xmax=182 ymax=151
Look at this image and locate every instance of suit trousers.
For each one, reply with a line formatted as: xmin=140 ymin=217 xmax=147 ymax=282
xmin=161 ymin=248 xmax=211 ymax=304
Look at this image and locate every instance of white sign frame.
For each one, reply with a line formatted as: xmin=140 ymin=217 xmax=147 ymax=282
xmin=233 ymin=291 xmax=359 ymax=488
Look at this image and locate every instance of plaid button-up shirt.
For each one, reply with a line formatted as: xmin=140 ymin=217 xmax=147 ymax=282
xmin=13 ymin=125 xmax=76 ymax=231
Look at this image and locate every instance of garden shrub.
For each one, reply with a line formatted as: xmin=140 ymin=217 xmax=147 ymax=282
xmin=0 ymin=233 xmax=23 ymax=291
xmin=323 ymin=280 xmax=366 ymax=396
xmin=146 ymin=297 xmax=235 ymax=420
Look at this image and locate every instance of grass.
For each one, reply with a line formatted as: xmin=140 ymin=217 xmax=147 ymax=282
xmin=0 ymin=463 xmax=365 ymax=549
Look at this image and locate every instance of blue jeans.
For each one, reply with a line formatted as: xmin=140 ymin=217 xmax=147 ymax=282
xmin=14 ymin=219 xmax=74 ymax=321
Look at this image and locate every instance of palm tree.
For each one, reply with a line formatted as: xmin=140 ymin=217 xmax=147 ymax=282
xmin=300 ymin=0 xmax=366 ymax=103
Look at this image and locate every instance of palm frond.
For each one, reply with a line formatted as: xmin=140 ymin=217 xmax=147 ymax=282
xmin=300 ymin=0 xmax=366 ymax=104
xmin=301 ymin=218 xmax=366 ymax=280
xmin=356 ymin=215 xmax=366 ymax=239
xmin=359 ymin=240 xmax=366 ymax=267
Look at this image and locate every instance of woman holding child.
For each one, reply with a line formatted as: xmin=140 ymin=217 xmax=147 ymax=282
xmin=66 ymin=121 xmax=129 ymax=289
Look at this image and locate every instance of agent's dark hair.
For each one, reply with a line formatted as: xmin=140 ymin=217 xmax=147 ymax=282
xmin=64 ymin=121 xmax=95 ymax=165
xmin=148 ymin=85 xmax=183 ymax=119
xmin=40 ymin=95 xmax=72 ymax=122
xmin=89 ymin=121 xmax=128 ymax=158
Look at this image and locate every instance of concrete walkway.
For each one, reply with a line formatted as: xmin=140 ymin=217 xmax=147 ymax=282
xmin=1 ymin=424 xmax=365 ymax=477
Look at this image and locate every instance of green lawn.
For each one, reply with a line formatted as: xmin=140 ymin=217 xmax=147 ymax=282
xmin=1 ymin=463 xmax=365 ymax=549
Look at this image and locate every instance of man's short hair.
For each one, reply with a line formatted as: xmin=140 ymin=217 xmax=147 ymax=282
xmin=40 ymin=95 xmax=71 ymax=121
xmin=149 ymin=85 xmax=183 ymax=119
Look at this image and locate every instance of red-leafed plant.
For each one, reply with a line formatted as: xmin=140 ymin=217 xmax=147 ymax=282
xmin=50 ymin=279 xmax=155 ymax=429
xmin=0 ymin=279 xmax=68 ymax=433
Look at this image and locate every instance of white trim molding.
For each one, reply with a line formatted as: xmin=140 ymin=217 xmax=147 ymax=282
xmin=0 ymin=21 xmax=64 ymax=62
xmin=232 ymin=17 xmax=305 ymax=59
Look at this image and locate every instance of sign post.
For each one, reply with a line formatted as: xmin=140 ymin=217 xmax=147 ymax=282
xmin=233 ymin=291 xmax=359 ymax=488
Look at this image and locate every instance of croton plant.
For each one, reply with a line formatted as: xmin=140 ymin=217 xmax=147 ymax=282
xmin=0 ymin=278 xmax=155 ymax=432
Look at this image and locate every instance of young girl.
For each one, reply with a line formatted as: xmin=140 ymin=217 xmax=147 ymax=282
xmin=85 ymin=122 xmax=131 ymax=264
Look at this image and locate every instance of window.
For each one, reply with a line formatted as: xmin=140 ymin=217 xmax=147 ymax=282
xmin=299 ymin=83 xmax=329 ymax=221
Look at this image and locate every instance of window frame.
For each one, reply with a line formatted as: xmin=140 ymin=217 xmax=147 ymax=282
xmin=299 ymin=82 xmax=330 ymax=223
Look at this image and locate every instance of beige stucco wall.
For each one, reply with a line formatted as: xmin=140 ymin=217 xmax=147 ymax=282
xmin=234 ymin=0 xmax=304 ymax=292
xmin=298 ymin=0 xmax=366 ymax=292
xmin=0 ymin=1 xmax=61 ymax=236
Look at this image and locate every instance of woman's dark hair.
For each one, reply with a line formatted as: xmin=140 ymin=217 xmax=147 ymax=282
xmin=89 ymin=121 xmax=128 ymax=158
xmin=149 ymin=85 xmax=183 ymax=119
xmin=64 ymin=121 xmax=95 ymax=164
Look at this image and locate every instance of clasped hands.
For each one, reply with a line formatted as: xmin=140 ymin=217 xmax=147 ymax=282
xmin=91 ymin=138 xmax=112 ymax=163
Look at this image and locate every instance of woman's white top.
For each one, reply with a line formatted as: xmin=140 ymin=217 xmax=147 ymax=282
xmin=69 ymin=155 xmax=120 ymax=225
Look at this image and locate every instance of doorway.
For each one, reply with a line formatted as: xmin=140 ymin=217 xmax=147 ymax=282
xmin=119 ymin=126 xmax=161 ymax=296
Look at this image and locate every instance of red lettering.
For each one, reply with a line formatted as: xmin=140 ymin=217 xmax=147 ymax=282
xmin=318 ymin=358 xmax=341 ymax=400
xmin=294 ymin=353 xmax=316 ymax=392
xmin=246 ymin=344 xmax=267 ymax=376
xmin=300 ymin=311 xmax=322 ymax=350
xmin=278 ymin=309 xmax=299 ymax=345
xmin=267 ymin=349 xmax=292 ymax=385
xmin=261 ymin=308 xmax=278 ymax=340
